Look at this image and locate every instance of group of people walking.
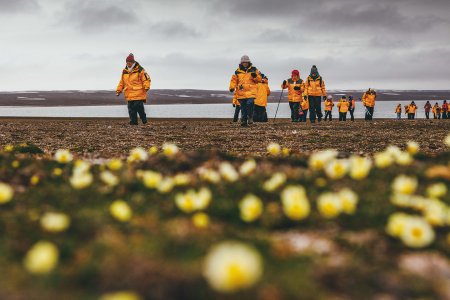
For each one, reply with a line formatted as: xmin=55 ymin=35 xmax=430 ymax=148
xmin=395 ymin=100 xmax=450 ymax=120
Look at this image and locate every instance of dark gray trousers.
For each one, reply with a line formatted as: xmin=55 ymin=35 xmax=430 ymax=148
xmin=128 ymin=100 xmax=147 ymax=124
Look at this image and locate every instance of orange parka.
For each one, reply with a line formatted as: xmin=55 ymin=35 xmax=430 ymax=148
xmin=404 ymin=105 xmax=409 ymax=114
xmin=305 ymin=75 xmax=326 ymax=97
xmin=229 ymin=64 xmax=262 ymax=100
xmin=324 ymin=99 xmax=334 ymax=111
xmin=232 ymin=92 xmax=240 ymax=106
xmin=432 ymin=105 xmax=440 ymax=117
xmin=408 ymin=103 xmax=418 ymax=114
xmin=395 ymin=105 xmax=401 ymax=113
xmin=337 ymin=98 xmax=350 ymax=113
xmin=362 ymin=91 xmax=376 ymax=108
xmin=301 ymin=95 xmax=309 ymax=110
xmin=255 ymin=78 xmax=271 ymax=107
xmin=116 ymin=62 xmax=151 ymax=102
xmin=281 ymin=77 xmax=305 ymax=102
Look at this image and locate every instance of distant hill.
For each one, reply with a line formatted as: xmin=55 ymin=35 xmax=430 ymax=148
xmin=0 ymin=90 xmax=449 ymax=106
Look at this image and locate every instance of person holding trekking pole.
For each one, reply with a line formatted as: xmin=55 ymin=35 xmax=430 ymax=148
xmin=232 ymin=90 xmax=240 ymax=122
xmin=424 ymin=101 xmax=431 ymax=119
xmin=362 ymin=88 xmax=376 ymax=120
xmin=305 ymin=65 xmax=326 ymax=123
xmin=116 ymin=53 xmax=151 ymax=125
xmin=281 ymin=70 xmax=304 ymax=123
xmin=229 ymin=55 xmax=262 ymax=126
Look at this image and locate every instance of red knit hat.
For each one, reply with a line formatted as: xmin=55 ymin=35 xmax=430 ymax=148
xmin=292 ymin=70 xmax=299 ymax=77
xmin=126 ymin=53 xmax=135 ymax=62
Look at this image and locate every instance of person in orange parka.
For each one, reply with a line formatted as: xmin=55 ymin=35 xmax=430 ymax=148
xmin=116 ymin=53 xmax=151 ymax=125
xmin=254 ymin=74 xmax=270 ymax=122
xmin=404 ymin=105 xmax=409 ymax=117
xmin=362 ymin=88 xmax=376 ymax=121
xmin=408 ymin=101 xmax=418 ymax=120
xmin=281 ymin=70 xmax=305 ymax=122
xmin=304 ymin=65 xmax=326 ymax=123
xmin=424 ymin=101 xmax=432 ymax=119
xmin=232 ymin=91 xmax=240 ymax=122
xmin=395 ymin=104 xmax=402 ymax=120
xmin=324 ymin=95 xmax=334 ymax=121
xmin=337 ymin=96 xmax=350 ymax=121
xmin=432 ymin=103 xmax=441 ymax=119
xmin=348 ymin=95 xmax=355 ymax=121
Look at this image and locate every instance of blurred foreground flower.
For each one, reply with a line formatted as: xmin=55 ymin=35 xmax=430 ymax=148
xmin=324 ymin=159 xmax=348 ymax=180
xmin=156 ymin=177 xmax=175 ymax=194
xmin=127 ymin=147 xmax=148 ymax=163
xmin=280 ymin=186 xmax=310 ymax=220
xmin=374 ymin=152 xmax=394 ymax=168
xmin=200 ymin=169 xmax=221 ymax=184
xmin=338 ymin=188 xmax=359 ymax=215
xmin=203 ymin=242 xmax=263 ymax=293
xmin=142 ymin=171 xmax=163 ymax=188
xmin=386 ymin=213 xmax=435 ymax=248
xmin=4 ymin=144 xmax=13 ymax=152
xmin=396 ymin=152 xmax=413 ymax=166
xmin=23 ymin=241 xmax=59 ymax=274
xmin=282 ymin=148 xmax=290 ymax=156
xmin=149 ymin=146 xmax=158 ymax=155
xmin=386 ymin=212 xmax=410 ymax=237
xmin=192 ymin=212 xmax=211 ymax=229
xmin=30 ymin=175 xmax=39 ymax=185
xmin=107 ymin=159 xmax=123 ymax=170
xmin=349 ymin=156 xmax=372 ymax=180
xmin=309 ymin=150 xmax=338 ymax=170
xmin=54 ymin=149 xmax=73 ymax=163
xmin=40 ymin=212 xmax=70 ymax=233
xmin=239 ymin=194 xmax=263 ymax=222
xmin=99 ymin=291 xmax=143 ymax=300
xmin=100 ymin=171 xmax=120 ymax=187
xmin=175 ymin=188 xmax=212 ymax=213
xmin=444 ymin=134 xmax=450 ymax=147
xmin=407 ymin=141 xmax=419 ymax=154
xmin=317 ymin=192 xmax=343 ymax=219
xmin=173 ymin=173 xmax=191 ymax=186
xmin=12 ymin=160 xmax=19 ymax=168
xmin=219 ymin=162 xmax=239 ymax=182
xmin=70 ymin=161 xmax=93 ymax=189
xmin=239 ymin=159 xmax=256 ymax=176
xmin=267 ymin=142 xmax=281 ymax=155
xmin=110 ymin=200 xmax=132 ymax=222
xmin=426 ymin=183 xmax=447 ymax=199
xmin=392 ymin=175 xmax=418 ymax=195
xmin=162 ymin=143 xmax=179 ymax=156
xmin=53 ymin=168 xmax=62 ymax=176
xmin=0 ymin=182 xmax=14 ymax=204
xmin=263 ymin=172 xmax=287 ymax=192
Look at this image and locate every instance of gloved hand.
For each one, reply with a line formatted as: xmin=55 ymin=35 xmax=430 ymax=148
xmin=145 ymin=89 xmax=149 ymax=92
xmin=233 ymin=104 xmax=235 ymax=108
xmin=304 ymin=96 xmax=308 ymax=101
xmin=323 ymin=96 xmax=327 ymax=101
xmin=294 ymin=86 xmax=300 ymax=91
xmin=283 ymin=80 xmax=287 ymax=86
xmin=251 ymin=73 xmax=257 ymax=78
xmin=116 ymin=92 xmax=121 ymax=97
xmin=229 ymin=88 xmax=234 ymax=93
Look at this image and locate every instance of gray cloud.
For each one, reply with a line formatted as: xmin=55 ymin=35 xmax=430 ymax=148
xmin=0 ymin=0 xmax=40 ymax=14
xmin=148 ymin=21 xmax=201 ymax=38
xmin=368 ymin=36 xmax=413 ymax=49
xmin=252 ymin=29 xmax=307 ymax=43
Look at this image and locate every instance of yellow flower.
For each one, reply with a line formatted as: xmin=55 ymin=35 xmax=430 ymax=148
xmin=385 ymin=145 xmax=402 ymax=160
xmin=196 ymin=187 xmax=212 ymax=210
xmin=392 ymin=175 xmax=418 ymax=195
xmin=282 ymin=148 xmax=290 ymax=156
xmin=263 ymin=172 xmax=287 ymax=192
xmin=53 ymin=168 xmax=63 ymax=176
xmin=40 ymin=212 xmax=70 ymax=233
xmin=0 ymin=182 xmax=14 ymax=204
xmin=349 ymin=155 xmax=372 ymax=180
xmin=309 ymin=150 xmax=338 ymax=170
xmin=400 ymin=216 xmax=435 ymax=248
xmin=374 ymin=152 xmax=394 ymax=168
xmin=219 ymin=162 xmax=239 ymax=182
xmin=110 ymin=200 xmax=132 ymax=222
xmin=12 ymin=160 xmax=19 ymax=168
xmin=54 ymin=149 xmax=73 ymax=163
xmin=99 ymin=291 xmax=143 ymax=300
xmin=324 ymin=159 xmax=349 ymax=180
xmin=175 ymin=190 xmax=198 ymax=213
xmin=162 ymin=143 xmax=179 ymax=156
xmin=396 ymin=152 xmax=413 ymax=166
xmin=156 ymin=177 xmax=175 ymax=194
xmin=70 ymin=172 xmax=93 ymax=189
xmin=385 ymin=212 xmax=410 ymax=237
xmin=149 ymin=146 xmax=158 ymax=155
xmin=239 ymin=194 xmax=264 ymax=222
xmin=200 ymin=169 xmax=221 ymax=184
xmin=423 ymin=199 xmax=447 ymax=227
xmin=203 ymin=242 xmax=263 ymax=293
xmin=426 ymin=183 xmax=447 ymax=199
xmin=280 ymin=186 xmax=310 ymax=220
xmin=315 ymin=177 xmax=327 ymax=187
xmin=107 ymin=159 xmax=123 ymax=170
xmin=4 ymin=144 xmax=13 ymax=152
xmin=390 ymin=193 xmax=414 ymax=208
xmin=239 ymin=159 xmax=256 ymax=176
xmin=142 ymin=171 xmax=163 ymax=188
xmin=192 ymin=212 xmax=211 ymax=229
xmin=23 ymin=241 xmax=59 ymax=274
xmin=317 ymin=192 xmax=343 ymax=219
xmin=100 ymin=171 xmax=120 ymax=187
xmin=267 ymin=142 xmax=281 ymax=155
xmin=406 ymin=141 xmax=419 ymax=154
xmin=73 ymin=160 xmax=91 ymax=175
xmin=444 ymin=134 xmax=450 ymax=147
xmin=30 ymin=175 xmax=40 ymax=185
xmin=338 ymin=188 xmax=359 ymax=215
xmin=127 ymin=147 xmax=148 ymax=163
xmin=174 ymin=173 xmax=191 ymax=186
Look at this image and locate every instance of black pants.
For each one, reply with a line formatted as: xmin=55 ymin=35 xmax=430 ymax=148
xmin=253 ymin=105 xmax=268 ymax=122
xmin=425 ymin=112 xmax=429 ymax=119
xmin=309 ymin=96 xmax=322 ymax=122
xmin=443 ymin=111 xmax=448 ymax=119
xmin=339 ymin=112 xmax=347 ymax=121
xmin=324 ymin=111 xmax=332 ymax=121
xmin=289 ymin=102 xmax=300 ymax=121
xmin=349 ymin=109 xmax=354 ymax=121
xmin=365 ymin=106 xmax=374 ymax=120
xmin=238 ymin=98 xmax=255 ymax=123
xmin=300 ymin=109 xmax=308 ymax=122
xmin=233 ymin=105 xmax=240 ymax=122
xmin=128 ymin=100 xmax=147 ymax=124
xmin=408 ymin=113 xmax=415 ymax=120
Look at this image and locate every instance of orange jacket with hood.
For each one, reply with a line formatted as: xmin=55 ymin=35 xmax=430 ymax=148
xmin=255 ymin=77 xmax=271 ymax=106
xmin=116 ymin=62 xmax=151 ymax=102
xmin=229 ymin=63 xmax=262 ymax=100
xmin=305 ymin=73 xmax=326 ymax=97
xmin=281 ymin=76 xmax=305 ymax=102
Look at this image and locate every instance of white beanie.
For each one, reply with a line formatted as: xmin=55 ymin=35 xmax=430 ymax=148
xmin=240 ymin=55 xmax=251 ymax=63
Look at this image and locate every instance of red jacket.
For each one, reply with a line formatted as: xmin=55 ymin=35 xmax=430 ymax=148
xmin=442 ymin=102 xmax=449 ymax=113
xmin=424 ymin=103 xmax=432 ymax=112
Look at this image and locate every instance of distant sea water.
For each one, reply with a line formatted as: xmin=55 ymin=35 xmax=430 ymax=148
xmin=0 ymin=100 xmax=441 ymax=119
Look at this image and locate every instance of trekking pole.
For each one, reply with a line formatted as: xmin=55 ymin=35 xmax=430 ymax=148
xmin=273 ymin=89 xmax=285 ymax=123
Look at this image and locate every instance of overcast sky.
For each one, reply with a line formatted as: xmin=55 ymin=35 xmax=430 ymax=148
xmin=1 ymin=0 xmax=449 ymax=91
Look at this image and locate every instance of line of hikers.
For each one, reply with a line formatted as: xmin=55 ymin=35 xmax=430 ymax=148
xmin=395 ymin=100 xmax=449 ymax=120
xmin=229 ymin=55 xmax=377 ymax=126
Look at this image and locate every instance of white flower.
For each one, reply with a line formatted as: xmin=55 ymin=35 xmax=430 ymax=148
xmin=374 ymin=152 xmax=394 ymax=168
xmin=239 ymin=159 xmax=257 ymax=176
xmin=324 ymin=159 xmax=349 ymax=180
xmin=263 ymin=172 xmax=287 ymax=192
xmin=280 ymin=186 xmax=310 ymax=220
xmin=267 ymin=143 xmax=281 ymax=155
xmin=142 ymin=171 xmax=163 ymax=188
xmin=392 ymin=175 xmax=418 ymax=195
xmin=173 ymin=173 xmax=191 ymax=186
xmin=396 ymin=152 xmax=413 ymax=166
xmin=219 ymin=162 xmax=239 ymax=182
xmin=426 ymin=183 xmax=447 ymax=199
xmin=107 ymin=159 xmax=123 ymax=170
xmin=239 ymin=194 xmax=264 ymax=222
xmin=338 ymin=188 xmax=359 ymax=215
xmin=317 ymin=192 xmax=343 ymax=219
xmin=72 ymin=160 xmax=91 ymax=176
xmin=444 ymin=134 xmax=450 ymax=147
xmin=70 ymin=172 xmax=93 ymax=189
xmin=127 ymin=147 xmax=148 ymax=162
xmin=400 ymin=216 xmax=435 ymax=248
xmin=162 ymin=143 xmax=179 ymax=156
xmin=54 ymin=149 xmax=73 ymax=163
xmin=156 ymin=177 xmax=175 ymax=194
xmin=200 ymin=169 xmax=221 ymax=184
xmin=406 ymin=141 xmax=419 ymax=154
xmin=386 ymin=212 xmax=410 ymax=237
xmin=309 ymin=150 xmax=338 ymax=170
xmin=40 ymin=212 xmax=70 ymax=233
xmin=349 ymin=155 xmax=372 ymax=180
xmin=0 ymin=182 xmax=14 ymax=204
xmin=110 ymin=200 xmax=132 ymax=222
xmin=423 ymin=199 xmax=448 ymax=227
xmin=203 ymin=242 xmax=263 ymax=293
xmin=23 ymin=241 xmax=59 ymax=274
xmin=196 ymin=187 xmax=212 ymax=210
xmin=100 ymin=171 xmax=120 ymax=187
xmin=175 ymin=188 xmax=212 ymax=213
xmin=385 ymin=146 xmax=402 ymax=160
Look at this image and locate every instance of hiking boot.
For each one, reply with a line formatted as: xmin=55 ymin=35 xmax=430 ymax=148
xmin=248 ymin=118 xmax=253 ymax=125
xmin=241 ymin=121 xmax=248 ymax=127
xmin=129 ymin=121 xmax=138 ymax=125
xmin=293 ymin=119 xmax=299 ymax=122
xmin=310 ymin=120 xmax=315 ymax=123
xmin=142 ymin=119 xmax=148 ymax=125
